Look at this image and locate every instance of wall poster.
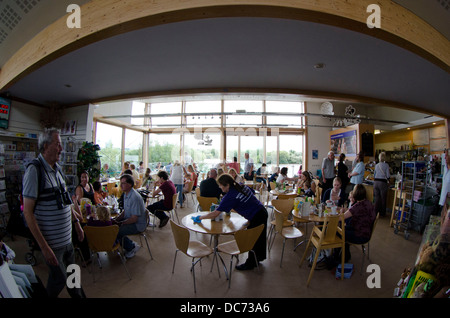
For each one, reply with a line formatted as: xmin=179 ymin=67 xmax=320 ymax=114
xmin=330 ymin=130 xmax=357 ymax=157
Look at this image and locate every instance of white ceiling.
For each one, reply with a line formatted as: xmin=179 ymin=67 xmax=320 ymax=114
xmin=0 ymin=1 xmax=449 ymax=125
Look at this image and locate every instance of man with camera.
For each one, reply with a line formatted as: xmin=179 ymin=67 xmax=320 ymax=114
xmin=22 ymin=128 xmax=85 ymax=298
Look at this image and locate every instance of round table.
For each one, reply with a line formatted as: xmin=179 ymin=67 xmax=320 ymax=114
xmin=182 ymin=211 xmax=248 ymax=278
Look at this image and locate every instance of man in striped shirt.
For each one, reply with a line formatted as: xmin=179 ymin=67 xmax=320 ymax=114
xmin=22 ymin=128 xmax=85 ymax=298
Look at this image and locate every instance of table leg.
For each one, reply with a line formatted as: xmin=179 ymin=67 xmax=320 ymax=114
xmin=209 ymin=234 xmax=229 ymax=280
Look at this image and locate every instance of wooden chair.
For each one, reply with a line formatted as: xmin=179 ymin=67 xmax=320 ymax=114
xmin=183 ymin=181 xmax=196 ymax=207
xmin=267 ymin=199 xmax=294 ymax=245
xmin=107 ymin=182 xmax=116 ymax=196
xmin=195 ymin=187 xmax=200 ymax=198
xmin=125 ymin=209 xmax=154 ymax=259
xmin=269 ymin=209 xmax=303 ymax=267
xmin=196 ymin=196 xmax=219 ymax=212
xmin=217 ymin=224 xmax=264 ymax=288
xmin=84 ymin=225 xmax=131 ymax=281
xmin=313 ymin=179 xmax=321 ymax=204
xmin=152 ymin=193 xmax=180 ymax=226
xmin=300 ymin=214 xmax=345 ymax=286
xmin=269 ymin=181 xmax=277 ymax=191
xmin=170 ymin=220 xmax=213 ymax=293
xmin=349 ymin=214 xmax=379 ymax=273
xmin=277 ymin=193 xmax=298 ymax=200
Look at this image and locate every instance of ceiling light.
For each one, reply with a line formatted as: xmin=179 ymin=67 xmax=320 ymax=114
xmin=432 ymin=122 xmax=436 ymax=125
xmin=314 ymin=63 xmax=325 ymax=69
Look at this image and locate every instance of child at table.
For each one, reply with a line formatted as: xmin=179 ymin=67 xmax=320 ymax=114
xmin=93 ymin=181 xmax=107 ymax=205
xmin=303 ymin=180 xmax=314 ymax=197
xmin=87 ymin=206 xmax=113 ymax=227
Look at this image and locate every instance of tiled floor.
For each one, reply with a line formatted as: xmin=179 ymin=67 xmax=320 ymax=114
xmin=5 ymin=199 xmax=422 ymax=299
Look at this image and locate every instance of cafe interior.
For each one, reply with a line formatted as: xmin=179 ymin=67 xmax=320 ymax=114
xmin=0 ymin=0 xmax=449 ymax=300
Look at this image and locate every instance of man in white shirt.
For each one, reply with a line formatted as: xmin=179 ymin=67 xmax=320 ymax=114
xmin=244 ymin=152 xmax=254 ymax=181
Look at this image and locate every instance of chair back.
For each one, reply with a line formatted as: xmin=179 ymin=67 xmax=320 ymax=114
xmin=321 ymin=214 xmax=345 ymax=243
xmin=186 ymin=180 xmax=194 ymax=193
xmin=274 ymin=209 xmax=286 ymax=233
xmin=107 ymin=182 xmax=116 ymax=195
xmin=313 ymin=179 xmax=321 ymax=204
xmin=234 ymin=224 xmax=264 ymax=253
xmin=172 ymin=193 xmax=178 ymax=209
xmin=170 ymin=220 xmax=189 ymax=253
xmin=277 ymin=193 xmax=297 ymax=200
xmin=270 ymin=181 xmax=277 ymax=190
xmin=197 ymin=196 xmax=218 ymax=211
xmin=271 ymin=199 xmax=294 ymax=215
xmin=195 ymin=187 xmax=200 ymax=198
xmin=84 ymin=225 xmax=119 ymax=252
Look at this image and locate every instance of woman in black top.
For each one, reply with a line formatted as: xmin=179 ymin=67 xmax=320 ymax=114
xmin=337 ymin=153 xmax=350 ymax=192
xmin=75 ymin=171 xmax=96 ymax=204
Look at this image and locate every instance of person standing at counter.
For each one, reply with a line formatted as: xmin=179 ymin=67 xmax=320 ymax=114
xmin=373 ymin=152 xmax=390 ymax=217
xmin=348 ymin=152 xmax=365 ymax=187
xmin=321 ymin=151 xmax=336 ymax=200
xmin=193 ymin=174 xmax=268 ymax=270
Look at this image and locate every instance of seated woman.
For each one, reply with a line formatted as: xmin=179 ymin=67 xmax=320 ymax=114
xmin=87 ymin=206 xmax=113 ymax=227
xmin=142 ymin=168 xmax=153 ymax=188
xmin=340 ymin=184 xmax=376 ymax=262
xmin=183 ymin=165 xmax=197 ymax=194
xmin=321 ymin=177 xmax=347 ymax=207
xmin=297 ymin=171 xmax=316 ymax=195
xmin=228 ymin=167 xmax=244 ymax=184
xmin=75 ymin=171 xmax=96 ymax=204
xmin=276 ymin=167 xmax=296 ymax=184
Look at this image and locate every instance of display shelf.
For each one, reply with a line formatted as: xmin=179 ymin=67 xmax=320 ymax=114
xmin=60 ymin=137 xmax=82 ymax=195
xmin=0 ymin=138 xmax=38 ymax=231
xmin=392 ymin=161 xmax=435 ymax=239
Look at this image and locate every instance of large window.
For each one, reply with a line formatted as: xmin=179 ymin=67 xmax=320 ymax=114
xmin=124 ymin=129 xmax=143 ymax=166
xmin=266 ymin=101 xmax=304 ymax=128
xmin=224 ymin=100 xmax=263 ymax=127
xmin=185 ymin=100 xmax=221 ymax=127
xmin=184 ymin=130 xmax=221 ymax=171
xmin=96 ymin=122 xmax=123 ymax=176
xmin=95 ymin=96 xmax=305 ymax=174
xmin=148 ymin=133 xmax=180 ymax=170
xmin=150 ymin=102 xmax=182 ymax=128
xmin=279 ymin=135 xmax=303 ymax=177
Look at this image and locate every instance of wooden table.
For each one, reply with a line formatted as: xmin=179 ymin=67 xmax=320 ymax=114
xmin=182 ymin=211 xmax=248 ymax=278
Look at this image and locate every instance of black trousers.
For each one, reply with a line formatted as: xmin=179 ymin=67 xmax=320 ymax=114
xmin=147 ymin=200 xmax=170 ymax=220
xmin=245 ymin=207 xmax=268 ymax=265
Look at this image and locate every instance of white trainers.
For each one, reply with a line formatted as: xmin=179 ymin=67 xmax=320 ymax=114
xmin=125 ymin=243 xmax=140 ymax=259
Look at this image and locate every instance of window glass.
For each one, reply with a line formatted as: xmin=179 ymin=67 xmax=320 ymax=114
xmin=150 ymin=102 xmax=182 ymax=128
xmin=124 ymin=129 xmax=143 ymax=166
xmin=148 ymin=133 xmax=181 ymax=170
xmin=279 ymin=135 xmax=303 ymax=177
xmin=185 ymin=100 xmax=221 ymax=127
xmin=184 ymin=130 xmax=222 ymax=172
xmin=224 ymin=100 xmax=262 ymax=127
xmin=240 ymin=135 xmax=264 ymax=169
xmin=96 ymin=122 xmax=123 ymax=176
xmin=266 ymin=101 xmax=304 ymax=127
xmin=131 ymin=101 xmax=146 ymax=127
